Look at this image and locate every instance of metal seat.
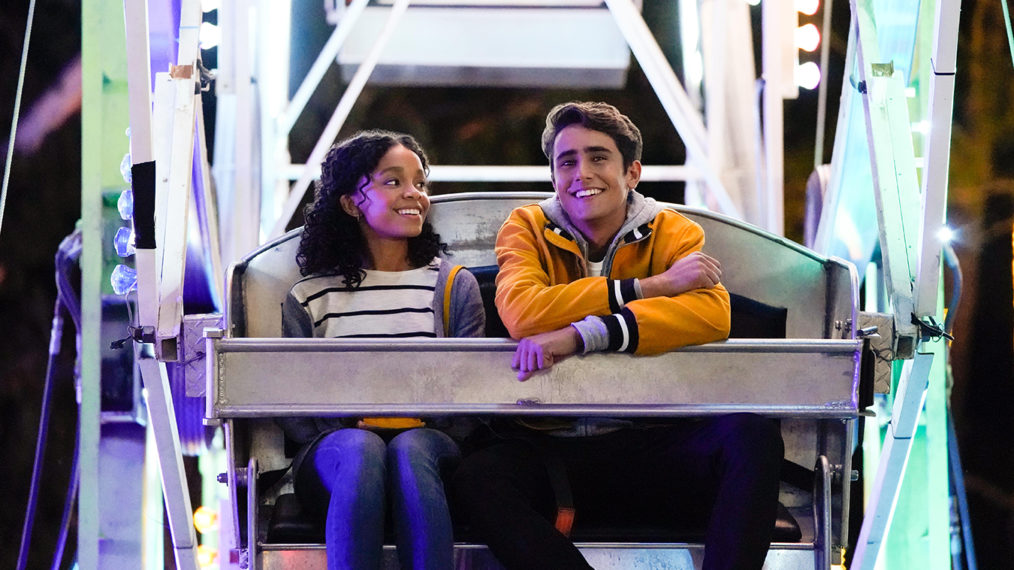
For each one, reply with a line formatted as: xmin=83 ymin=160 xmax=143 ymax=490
xmin=205 ymin=192 xmax=865 ymax=569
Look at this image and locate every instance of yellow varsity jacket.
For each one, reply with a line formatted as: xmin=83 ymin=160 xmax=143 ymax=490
xmin=494 ymin=192 xmax=731 ymax=355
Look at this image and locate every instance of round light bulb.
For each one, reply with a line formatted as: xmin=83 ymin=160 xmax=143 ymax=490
xmin=197 ymin=544 xmax=218 ymax=568
xmin=193 ymin=505 xmax=220 ymax=534
xmin=118 ymin=188 xmax=133 ymax=221
xmin=796 ymin=62 xmax=821 ymax=90
xmin=200 ymin=22 xmax=221 ymax=50
xmin=796 ymin=24 xmax=821 ymax=53
xmin=796 ymin=0 xmax=819 ymax=16
xmin=119 ymin=153 xmax=132 ymax=185
xmin=110 ymin=264 xmax=138 ymax=295
xmin=113 ymin=226 xmax=135 ymax=258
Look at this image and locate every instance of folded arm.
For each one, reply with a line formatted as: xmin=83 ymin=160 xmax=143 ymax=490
xmin=497 ymin=209 xmax=730 ymax=379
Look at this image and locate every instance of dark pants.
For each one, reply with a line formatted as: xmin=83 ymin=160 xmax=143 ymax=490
xmin=452 ymin=413 xmax=784 ymax=570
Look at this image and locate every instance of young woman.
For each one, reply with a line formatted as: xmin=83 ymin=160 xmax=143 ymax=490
xmin=280 ymin=130 xmax=484 ymax=569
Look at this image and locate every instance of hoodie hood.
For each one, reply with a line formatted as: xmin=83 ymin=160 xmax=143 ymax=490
xmin=538 ymin=189 xmax=665 ymax=260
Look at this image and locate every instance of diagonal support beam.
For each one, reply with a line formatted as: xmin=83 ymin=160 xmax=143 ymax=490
xmin=852 ymin=350 xmax=934 ymax=568
xmin=271 ymin=0 xmax=412 ymax=238
xmin=277 ymin=0 xmax=370 ymax=136
xmin=851 ymin=0 xmax=922 ymax=355
xmin=604 ymin=0 xmax=741 ymax=220
xmin=135 ymin=351 xmax=200 ymax=570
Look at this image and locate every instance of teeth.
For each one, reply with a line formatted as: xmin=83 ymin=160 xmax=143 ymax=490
xmin=397 ymin=208 xmax=421 ymax=215
xmin=575 ymin=188 xmax=603 ymax=198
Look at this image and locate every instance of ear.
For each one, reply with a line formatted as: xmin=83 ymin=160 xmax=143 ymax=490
xmin=624 ymin=160 xmax=642 ymax=189
xmin=339 ymin=194 xmax=360 ymax=218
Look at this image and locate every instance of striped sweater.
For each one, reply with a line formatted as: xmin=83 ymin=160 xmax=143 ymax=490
xmin=282 ymin=257 xmax=485 ymax=340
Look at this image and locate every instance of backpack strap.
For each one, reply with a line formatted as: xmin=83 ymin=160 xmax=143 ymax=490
xmin=443 ymin=265 xmax=464 ymax=336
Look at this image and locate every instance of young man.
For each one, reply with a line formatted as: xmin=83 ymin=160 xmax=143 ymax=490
xmin=453 ymin=101 xmax=784 ymax=570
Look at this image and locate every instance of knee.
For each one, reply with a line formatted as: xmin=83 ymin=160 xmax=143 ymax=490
xmin=389 ymin=429 xmax=455 ymax=457
xmin=324 ymin=427 xmax=385 ymax=451
xmin=316 ymin=428 xmax=387 ymax=471
xmin=388 ymin=429 xmax=459 ymax=471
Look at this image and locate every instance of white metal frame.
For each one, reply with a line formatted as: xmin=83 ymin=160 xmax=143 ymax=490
xmin=843 ymin=0 xmax=962 ymax=566
xmin=120 ymin=1 xmax=207 ymax=568
xmin=913 ymin=0 xmax=960 ymax=316
xmin=850 ymin=0 xmax=922 ymax=352
xmin=699 ymin=0 xmax=767 ymax=227
xmin=218 ymin=0 xmax=753 ymax=241
xmin=760 ymin=0 xmax=790 ymax=235
xmin=213 ymin=0 xmax=261 ymax=267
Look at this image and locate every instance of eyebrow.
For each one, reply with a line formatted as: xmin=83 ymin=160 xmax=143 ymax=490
xmin=554 ymin=146 xmax=614 ymax=162
xmin=374 ymin=165 xmax=425 ymax=178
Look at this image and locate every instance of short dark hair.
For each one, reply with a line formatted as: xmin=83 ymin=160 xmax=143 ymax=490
xmin=541 ymin=101 xmax=643 ymax=171
xmin=297 ymin=130 xmax=446 ymax=286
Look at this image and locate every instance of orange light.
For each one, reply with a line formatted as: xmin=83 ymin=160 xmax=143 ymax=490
xmin=193 ymin=506 xmax=219 ymax=535
xmin=197 ymin=544 xmax=218 ymax=568
xmin=796 ymin=23 xmax=821 ymax=53
xmin=796 ymin=62 xmax=822 ymax=90
xmin=796 ymin=0 xmax=820 ymax=16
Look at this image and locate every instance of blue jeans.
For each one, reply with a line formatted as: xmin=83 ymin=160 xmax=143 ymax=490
xmin=295 ymin=427 xmax=461 ymax=570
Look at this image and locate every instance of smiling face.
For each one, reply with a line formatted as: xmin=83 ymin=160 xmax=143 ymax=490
xmin=551 ymin=124 xmax=641 ymax=245
xmin=341 ymin=143 xmax=430 ymax=244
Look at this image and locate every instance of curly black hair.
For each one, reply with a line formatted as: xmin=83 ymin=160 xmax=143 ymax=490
xmin=296 ymin=130 xmax=447 ymax=287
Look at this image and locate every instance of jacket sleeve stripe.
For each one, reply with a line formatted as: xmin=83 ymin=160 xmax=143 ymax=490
xmin=615 ymin=315 xmax=630 ymax=352
xmin=602 ymin=309 xmax=639 ymax=353
xmin=608 ymin=280 xmax=622 ymax=313
xmin=607 ymin=278 xmax=639 ymax=312
xmin=620 ymin=307 xmax=639 ymax=353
